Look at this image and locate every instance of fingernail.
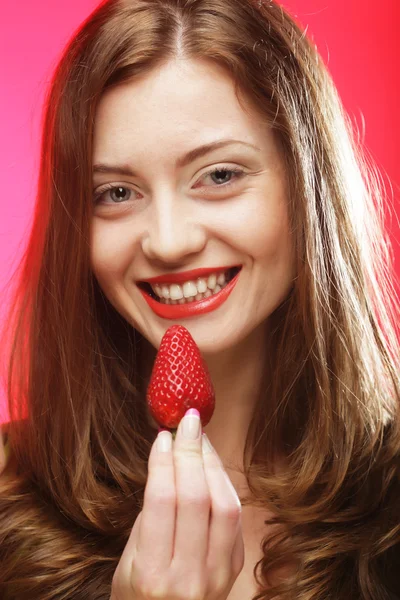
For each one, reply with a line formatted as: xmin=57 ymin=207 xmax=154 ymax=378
xmin=201 ymin=433 xmax=213 ymax=453
xmin=182 ymin=408 xmax=201 ymax=439
xmin=157 ymin=430 xmax=172 ymax=452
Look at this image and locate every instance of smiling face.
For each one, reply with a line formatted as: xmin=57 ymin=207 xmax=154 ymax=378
xmin=90 ymin=58 xmax=296 ymax=355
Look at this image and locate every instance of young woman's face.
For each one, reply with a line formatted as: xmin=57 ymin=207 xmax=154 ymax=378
xmin=90 ymin=59 xmax=296 ymax=355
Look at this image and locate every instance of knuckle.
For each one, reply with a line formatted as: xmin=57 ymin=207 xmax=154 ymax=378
xmin=175 ymin=583 xmax=205 ymax=600
xmin=214 ymin=501 xmax=242 ymax=521
xmin=178 ymin=489 xmax=211 ymax=509
xmin=211 ymin=569 xmax=231 ymax=595
xmin=131 ymin=566 xmax=169 ymax=598
xmin=152 ymin=450 xmax=173 ymax=465
xmin=186 ymin=592 xmax=204 ymax=600
xmin=138 ymin=579 xmax=168 ymax=598
xmin=174 ymin=450 xmax=203 ymax=469
xmin=147 ymin=488 xmax=176 ymax=507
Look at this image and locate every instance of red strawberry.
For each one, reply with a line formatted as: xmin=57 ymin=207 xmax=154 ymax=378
xmin=147 ymin=325 xmax=215 ymax=430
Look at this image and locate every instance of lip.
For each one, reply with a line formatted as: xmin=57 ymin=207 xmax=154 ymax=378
xmin=138 ymin=267 xmax=242 ymax=320
xmin=139 ymin=265 xmax=240 ymax=284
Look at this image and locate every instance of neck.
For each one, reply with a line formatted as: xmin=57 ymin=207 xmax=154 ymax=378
xmin=202 ymin=321 xmax=270 ymax=473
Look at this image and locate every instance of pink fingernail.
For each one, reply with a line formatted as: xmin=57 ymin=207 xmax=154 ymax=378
xmin=185 ymin=408 xmax=200 ymax=418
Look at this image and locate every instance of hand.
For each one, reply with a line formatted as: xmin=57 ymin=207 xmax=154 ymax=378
xmin=111 ymin=409 xmax=244 ymax=599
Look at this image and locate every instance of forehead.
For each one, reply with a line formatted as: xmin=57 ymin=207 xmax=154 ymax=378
xmin=92 ymin=59 xmax=278 ymax=163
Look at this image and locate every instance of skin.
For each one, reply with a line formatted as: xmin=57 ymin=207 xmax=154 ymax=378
xmin=91 ymin=58 xmax=296 ymax=598
xmin=111 ymin=414 xmax=245 ymax=599
xmin=90 ymin=58 xmax=296 ymax=474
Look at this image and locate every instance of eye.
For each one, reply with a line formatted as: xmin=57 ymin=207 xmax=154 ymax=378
xmin=92 ymin=165 xmax=246 ymax=205
xmin=93 ymin=184 xmax=135 ymax=205
xmin=195 ymin=166 xmax=246 ymax=190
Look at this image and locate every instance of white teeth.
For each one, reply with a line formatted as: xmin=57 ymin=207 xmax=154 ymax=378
xmin=149 ymin=267 xmax=238 ymax=301
xmin=183 ymin=281 xmax=198 ymax=298
xmin=207 ymin=273 xmax=217 ymax=290
xmin=157 ymin=276 xmax=235 ymax=305
xmin=169 ymin=284 xmax=183 ymax=300
xmin=196 ymin=278 xmax=208 ymax=294
xmin=217 ymin=272 xmax=226 ymax=286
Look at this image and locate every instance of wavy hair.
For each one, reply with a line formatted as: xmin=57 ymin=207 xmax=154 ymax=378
xmin=1 ymin=0 xmax=400 ymax=598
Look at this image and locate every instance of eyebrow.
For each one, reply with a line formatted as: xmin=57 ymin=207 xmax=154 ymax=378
xmin=92 ymin=139 xmax=261 ymax=177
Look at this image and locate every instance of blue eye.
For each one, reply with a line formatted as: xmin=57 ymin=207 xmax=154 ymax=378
xmin=109 ymin=186 xmax=132 ymax=202
xmin=200 ymin=166 xmax=245 ymax=188
xmin=93 ymin=165 xmax=246 ymax=205
xmin=93 ymin=185 xmax=133 ymax=204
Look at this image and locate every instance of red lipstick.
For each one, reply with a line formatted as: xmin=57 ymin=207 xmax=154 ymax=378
xmin=139 ymin=265 xmax=239 ymax=285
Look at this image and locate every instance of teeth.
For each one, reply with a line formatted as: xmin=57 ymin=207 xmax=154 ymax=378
xmin=160 ymin=286 xmax=220 ymax=305
xmin=196 ymin=278 xmax=208 ymax=294
xmin=149 ymin=268 xmax=233 ymax=300
xmin=217 ymin=272 xmax=226 ymax=286
xmin=169 ymin=284 xmax=184 ymax=300
xmin=207 ymin=273 xmax=217 ymax=290
xmin=183 ymin=281 xmax=198 ymax=298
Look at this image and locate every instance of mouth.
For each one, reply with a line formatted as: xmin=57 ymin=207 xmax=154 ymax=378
xmin=137 ymin=265 xmax=242 ymax=304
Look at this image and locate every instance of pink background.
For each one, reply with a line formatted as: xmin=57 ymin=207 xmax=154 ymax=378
xmin=1 ymin=1 xmax=399 ymax=424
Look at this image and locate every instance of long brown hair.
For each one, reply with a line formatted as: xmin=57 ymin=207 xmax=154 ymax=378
xmin=1 ymin=0 xmax=400 ymax=598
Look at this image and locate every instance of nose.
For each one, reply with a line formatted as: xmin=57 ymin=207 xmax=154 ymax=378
xmin=140 ymin=192 xmax=206 ymax=265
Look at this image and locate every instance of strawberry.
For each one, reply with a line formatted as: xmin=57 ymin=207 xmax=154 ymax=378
xmin=147 ymin=325 xmax=215 ymax=431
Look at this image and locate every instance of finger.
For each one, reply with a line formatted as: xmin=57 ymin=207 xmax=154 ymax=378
xmin=172 ymin=409 xmax=210 ymax=569
xmin=231 ymin=515 xmax=245 ymax=578
xmin=137 ymin=430 xmax=176 ymax=569
xmin=112 ymin=511 xmax=143 ymax=595
xmin=201 ymin=434 xmax=243 ymax=578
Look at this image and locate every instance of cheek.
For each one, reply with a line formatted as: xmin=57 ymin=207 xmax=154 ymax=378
xmin=260 ymin=210 xmax=293 ymax=266
xmin=248 ymin=203 xmax=296 ymax=314
xmin=90 ymin=223 xmax=132 ymax=284
xmin=227 ymin=197 xmax=293 ymax=264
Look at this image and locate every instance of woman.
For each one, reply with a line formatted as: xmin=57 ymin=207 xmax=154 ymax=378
xmin=1 ymin=0 xmax=399 ymax=598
